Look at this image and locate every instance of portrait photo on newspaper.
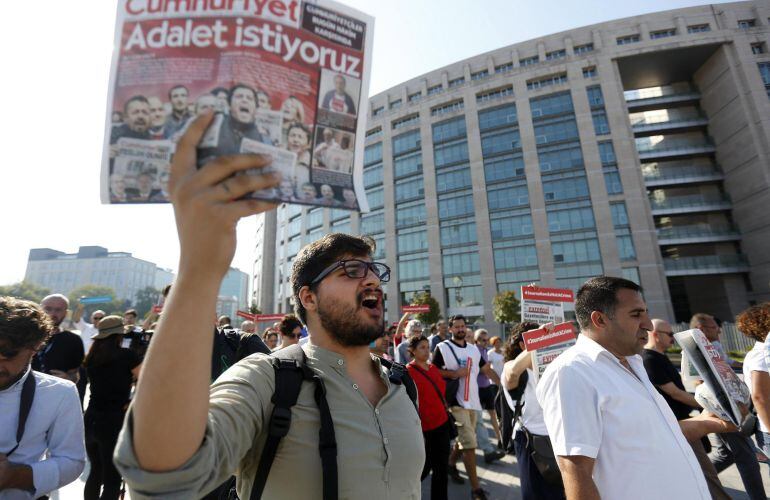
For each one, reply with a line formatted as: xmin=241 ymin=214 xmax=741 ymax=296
xmin=100 ymin=0 xmax=373 ymax=213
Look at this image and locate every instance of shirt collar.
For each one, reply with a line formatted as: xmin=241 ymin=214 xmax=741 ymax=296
xmin=0 ymin=366 xmax=32 ymax=394
xmin=302 ymin=342 xmax=385 ymax=374
xmin=576 ymin=333 xmax=643 ymax=367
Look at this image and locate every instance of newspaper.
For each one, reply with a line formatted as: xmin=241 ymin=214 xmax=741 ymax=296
xmin=522 ymin=322 xmax=577 ymax=384
xmin=101 ymin=0 xmax=373 ymax=212
xmin=520 ymin=286 xmax=574 ymax=325
xmin=674 ymin=328 xmax=751 ymax=427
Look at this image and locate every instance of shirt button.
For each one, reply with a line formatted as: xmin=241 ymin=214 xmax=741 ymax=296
xmin=383 ymin=437 xmax=389 ymax=444
xmin=353 ymin=384 xmax=358 ymax=390
xmin=375 ymin=409 xmax=380 ymax=415
xmin=337 ymin=359 xmax=344 ymax=366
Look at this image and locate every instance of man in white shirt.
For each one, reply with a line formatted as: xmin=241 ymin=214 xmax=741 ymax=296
xmin=433 ymin=315 xmax=499 ymax=500
xmin=72 ymin=304 xmax=105 ymax=355
xmin=536 ymin=276 xmax=735 ymax=500
xmin=0 ymin=296 xmax=85 ymax=499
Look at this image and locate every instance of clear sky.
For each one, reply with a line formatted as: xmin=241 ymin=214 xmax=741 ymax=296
xmin=0 ymin=0 xmax=733 ymax=289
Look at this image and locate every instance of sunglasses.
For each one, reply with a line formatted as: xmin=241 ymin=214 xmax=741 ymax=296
xmin=310 ymin=259 xmax=391 ymax=285
xmin=93 ymin=316 xmax=105 ymax=321
xmin=284 ymin=332 xmax=302 ymax=339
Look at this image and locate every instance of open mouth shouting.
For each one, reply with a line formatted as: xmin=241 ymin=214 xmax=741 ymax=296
xmin=359 ymin=289 xmax=383 ymax=317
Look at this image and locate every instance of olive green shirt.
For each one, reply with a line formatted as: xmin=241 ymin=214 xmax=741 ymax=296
xmin=113 ymin=343 xmax=424 ymax=499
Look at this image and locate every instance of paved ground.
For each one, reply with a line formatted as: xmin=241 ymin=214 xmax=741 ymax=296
xmin=58 ymin=414 xmax=769 ymax=499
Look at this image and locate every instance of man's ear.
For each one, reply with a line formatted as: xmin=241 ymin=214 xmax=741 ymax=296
xmin=299 ymin=285 xmax=317 ymax=315
xmin=590 ymin=310 xmax=607 ymax=331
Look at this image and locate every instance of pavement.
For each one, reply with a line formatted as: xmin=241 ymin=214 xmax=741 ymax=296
xmin=57 ymin=414 xmax=769 ymax=499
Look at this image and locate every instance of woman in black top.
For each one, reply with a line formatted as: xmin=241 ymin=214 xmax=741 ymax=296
xmin=83 ymin=315 xmax=141 ymax=500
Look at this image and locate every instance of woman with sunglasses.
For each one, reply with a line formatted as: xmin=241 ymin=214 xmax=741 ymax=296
xmin=407 ymin=335 xmax=451 ymax=500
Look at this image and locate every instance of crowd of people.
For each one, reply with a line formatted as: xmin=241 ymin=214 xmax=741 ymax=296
xmin=4 ymin=112 xmax=770 ymax=500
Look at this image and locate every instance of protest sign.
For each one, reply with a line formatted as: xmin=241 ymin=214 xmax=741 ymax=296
xmin=520 ymin=286 xmax=574 ymax=324
xmin=674 ymin=328 xmax=751 ymax=427
xmin=236 ymin=310 xmax=256 ymax=321
xmin=522 ymin=322 xmax=577 ymax=383
xmin=80 ymin=296 xmax=113 ymax=305
xmin=102 ymin=0 xmax=374 ymax=212
xmin=255 ymin=313 xmax=286 ymax=322
xmin=402 ymin=304 xmax=430 ymax=313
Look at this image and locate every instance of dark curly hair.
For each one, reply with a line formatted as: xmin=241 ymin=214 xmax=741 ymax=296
xmin=291 ymin=233 xmax=375 ymax=323
xmin=0 ymin=296 xmax=54 ymax=353
xmin=736 ymin=303 xmax=770 ymax=342
xmin=279 ymin=314 xmax=303 ymax=337
xmin=503 ymin=321 xmax=540 ymax=362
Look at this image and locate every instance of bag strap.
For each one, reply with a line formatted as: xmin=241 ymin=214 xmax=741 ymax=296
xmin=6 ymin=370 xmax=36 ymax=457
xmin=442 ymin=340 xmax=463 ymax=367
xmin=411 ymin=364 xmax=451 ymax=412
xmin=376 ymin=355 xmax=418 ymax=413
xmin=250 ymin=344 xmax=337 ymax=500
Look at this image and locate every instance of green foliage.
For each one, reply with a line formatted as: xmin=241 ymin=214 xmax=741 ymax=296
xmin=0 ymin=281 xmax=51 ymax=303
xmin=67 ymin=285 xmax=127 ymax=317
xmin=493 ymin=290 xmax=521 ymax=326
xmin=134 ymin=286 xmax=161 ymax=318
xmin=249 ymin=302 xmax=262 ymax=315
xmin=410 ymin=292 xmax=441 ymax=325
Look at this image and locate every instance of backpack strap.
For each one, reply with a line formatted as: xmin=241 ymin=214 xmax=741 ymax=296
xmin=6 ymin=370 xmax=35 ymax=457
xmin=250 ymin=344 xmax=337 ymax=500
xmin=376 ymin=356 xmax=418 ymax=413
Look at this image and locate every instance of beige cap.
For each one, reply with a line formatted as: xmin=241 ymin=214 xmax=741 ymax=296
xmin=91 ymin=315 xmax=125 ymax=339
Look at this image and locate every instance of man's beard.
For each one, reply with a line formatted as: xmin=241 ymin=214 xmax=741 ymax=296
xmin=317 ymin=293 xmax=383 ymax=347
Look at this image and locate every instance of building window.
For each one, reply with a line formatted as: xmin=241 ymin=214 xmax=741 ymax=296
xmin=650 ymin=28 xmax=676 ymax=39
xmin=519 ymin=55 xmax=539 ymax=66
xmin=363 ymin=164 xmax=383 ymax=188
xmin=427 ymin=85 xmax=443 ymax=96
xmin=438 ymin=192 xmax=475 ymax=218
xmin=361 ymin=211 xmax=385 ymax=235
xmin=477 ymin=86 xmax=514 ymax=104
xmin=616 ymin=34 xmax=640 ymax=45
xmin=603 ymin=167 xmax=623 ymax=194
xmin=552 ymin=239 xmax=601 ymax=264
xmin=598 ymin=141 xmax=616 ymax=166
xmin=495 ymin=62 xmax=514 ymax=73
xmin=538 ymin=144 xmax=583 ymax=173
xmin=759 ymin=62 xmax=770 ymax=98
xmin=487 ymin=184 xmax=529 ymax=210
xmin=448 ymin=77 xmax=465 ymax=88
xmin=372 ymin=106 xmax=384 ymax=117
xmin=394 ymin=177 xmax=424 ymax=202
xmin=490 ymin=212 xmax=533 ymax=240
xmin=434 ymin=140 xmax=469 ymax=168
xmin=586 ymin=86 xmax=604 ymax=107
xmin=397 ymin=230 xmax=428 ymax=254
xmin=574 ymin=43 xmax=594 ymax=54
xmin=433 ymin=117 xmax=467 ymax=143
xmin=530 ymin=91 xmax=574 ymax=118
xmin=390 ymin=99 xmax=402 ymax=110
xmin=494 ymin=246 xmax=538 ymax=270
xmin=431 ymin=100 xmax=464 ymax=117
xmin=478 ymin=103 xmax=518 ymax=131
xmin=548 ymin=205 xmax=596 ymax=232
xmin=592 ymin=110 xmax=611 ymax=135
xmin=392 ymin=114 xmax=419 ymax=130
xmin=526 ymin=73 xmax=568 ymax=91
xmin=365 ymin=127 xmax=382 ymax=141
xmin=394 ymin=152 xmax=423 ymax=178
xmin=534 ymin=117 xmax=579 ymax=145
xmin=610 ymin=202 xmax=630 ymax=227
xmin=392 ymin=130 xmax=421 ymax=155
xmin=364 ymin=142 xmax=382 ymax=165
xmin=542 ymin=176 xmax=590 ymax=203
xmin=616 ymin=231 xmax=637 ymax=261
xmin=398 ymin=255 xmax=429 ymax=280
xmin=482 ymin=129 xmax=521 ymax=156
xmin=738 ymin=19 xmax=756 ymax=29
xmin=687 ymin=24 xmax=711 ymax=33
xmin=408 ymin=92 xmax=422 ymax=103
xmin=367 ymin=187 xmax=384 ymax=210
xmin=484 ymin=154 xmax=525 ymax=183
xmin=436 ymin=165 xmax=473 ymax=193
xmin=396 ymin=202 xmax=426 ymax=228
xmin=582 ymin=66 xmax=598 ymax=78
xmin=440 ymin=218 xmax=478 ymax=246
xmin=546 ymin=49 xmax=567 ymax=61
xmin=471 ymin=70 xmax=489 ymax=80
xmin=751 ymin=43 xmax=766 ymax=55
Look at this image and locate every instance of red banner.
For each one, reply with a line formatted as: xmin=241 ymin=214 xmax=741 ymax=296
xmin=523 ymin=322 xmax=576 ymax=351
xmin=255 ymin=313 xmax=286 ymax=322
xmin=521 ymin=286 xmax=574 ymax=303
xmin=402 ymin=304 xmax=430 ymax=313
xmin=236 ymin=311 xmax=256 ymax=320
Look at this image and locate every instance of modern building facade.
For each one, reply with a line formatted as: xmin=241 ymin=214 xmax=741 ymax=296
xmin=217 ymin=267 xmax=250 ymax=320
xmin=25 ymin=246 xmax=175 ymax=303
xmin=254 ymin=1 xmax=770 ymax=326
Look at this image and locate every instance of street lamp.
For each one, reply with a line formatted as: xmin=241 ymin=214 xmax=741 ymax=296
xmin=453 ymin=276 xmax=463 ymax=306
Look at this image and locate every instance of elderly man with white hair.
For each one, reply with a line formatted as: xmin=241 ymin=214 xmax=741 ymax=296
xmin=395 ymin=319 xmax=423 ymax=364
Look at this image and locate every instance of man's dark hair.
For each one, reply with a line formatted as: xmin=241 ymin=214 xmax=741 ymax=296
xmin=448 ymin=314 xmax=466 ymax=327
xmin=228 ymin=83 xmax=257 ymax=104
xmin=218 ymin=315 xmax=232 ymax=326
xmin=168 ymin=85 xmax=188 ymax=99
xmin=291 ymin=233 xmax=375 ymax=323
xmin=504 ymin=321 xmax=540 ymax=362
xmin=279 ymin=315 xmax=303 ymax=337
xmin=575 ymin=276 xmax=642 ymax=330
xmin=211 ymin=86 xmax=229 ymax=98
xmin=0 ymin=296 xmax=54 ymax=352
xmin=124 ymin=309 xmax=137 ymax=318
xmin=287 ymin=122 xmax=310 ymax=139
xmin=124 ymin=95 xmax=149 ymax=114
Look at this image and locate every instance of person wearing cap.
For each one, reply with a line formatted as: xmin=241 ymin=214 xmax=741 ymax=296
xmin=83 ymin=315 xmax=142 ymax=500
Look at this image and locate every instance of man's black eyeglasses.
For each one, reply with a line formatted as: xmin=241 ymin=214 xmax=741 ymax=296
xmin=310 ymin=259 xmax=391 ymax=285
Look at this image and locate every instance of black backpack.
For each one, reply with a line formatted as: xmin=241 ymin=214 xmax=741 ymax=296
xmin=497 ymin=370 xmax=528 ymax=454
xmin=223 ymin=344 xmax=417 ymax=500
xmin=211 ymin=328 xmax=271 ymax=382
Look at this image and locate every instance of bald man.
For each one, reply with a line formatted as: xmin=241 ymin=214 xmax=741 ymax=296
xmin=642 ymin=319 xmax=730 ymax=500
xmin=35 ymin=295 xmax=85 ymax=384
xmin=240 ymin=320 xmax=256 ymax=334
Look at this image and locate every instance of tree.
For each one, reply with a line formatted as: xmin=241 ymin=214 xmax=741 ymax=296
xmin=134 ymin=286 xmax=161 ymax=318
xmin=67 ymin=285 xmax=125 ymax=318
xmin=410 ymin=292 xmax=441 ymax=325
xmin=493 ymin=290 xmax=521 ymax=334
xmin=249 ymin=302 xmax=262 ymax=315
xmin=0 ymin=281 xmax=51 ymax=303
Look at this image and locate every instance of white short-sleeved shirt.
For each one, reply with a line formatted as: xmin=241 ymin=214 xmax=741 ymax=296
xmin=536 ymin=335 xmax=709 ymax=500
xmin=743 ymin=341 xmax=769 ymax=433
xmin=501 ymin=367 xmax=548 ymax=435
xmin=487 ymin=349 xmax=505 ymax=379
xmin=435 ymin=340 xmax=482 ymax=411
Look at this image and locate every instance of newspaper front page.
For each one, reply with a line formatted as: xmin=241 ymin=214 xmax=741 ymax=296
xmin=520 ymin=286 xmax=574 ymax=325
xmin=101 ymin=0 xmax=373 ymax=212
xmin=674 ymin=328 xmax=751 ymax=426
